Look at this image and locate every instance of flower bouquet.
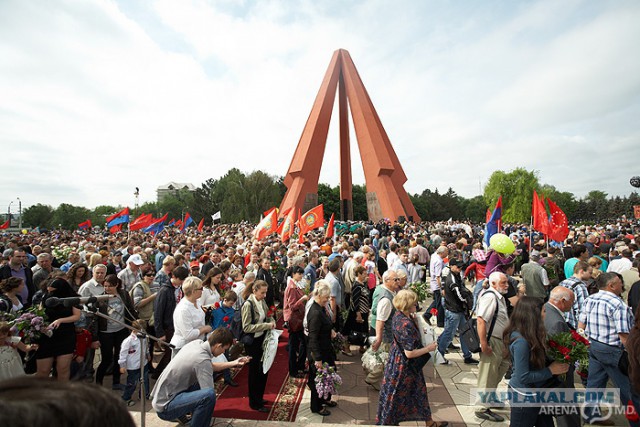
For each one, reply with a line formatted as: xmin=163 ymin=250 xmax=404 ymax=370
xmin=409 ymin=281 xmax=429 ymax=304
xmin=331 ymin=332 xmax=348 ymax=355
xmin=315 ymin=363 xmax=342 ymax=400
xmin=547 ymin=330 xmax=590 ymax=380
xmin=361 ymin=345 xmax=389 ymax=375
xmin=10 ymin=306 xmax=53 ymax=343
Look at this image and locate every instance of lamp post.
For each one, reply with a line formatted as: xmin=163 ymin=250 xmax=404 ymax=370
xmin=8 ymin=201 xmax=13 ymax=227
xmin=16 ymin=197 xmax=21 ymax=229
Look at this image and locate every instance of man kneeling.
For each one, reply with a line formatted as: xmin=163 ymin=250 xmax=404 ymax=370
xmin=150 ymin=327 xmax=249 ymax=427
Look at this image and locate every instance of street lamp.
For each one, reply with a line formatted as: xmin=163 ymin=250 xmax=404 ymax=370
xmin=8 ymin=201 xmax=13 ymax=226
xmin=16 ymin=197 xmax=22 ymax=229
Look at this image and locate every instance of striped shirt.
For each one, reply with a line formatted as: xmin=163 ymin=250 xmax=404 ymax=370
xmin=579 ymin=290 xmax=634 ymax=347
xmin=560 ymin=276 xmax=588 ymax=329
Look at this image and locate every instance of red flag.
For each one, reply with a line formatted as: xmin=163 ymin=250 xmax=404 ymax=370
xmin=197 ymin=218 xmax=204 ymax=232
xmin=254 ymin=209 xmax=277 ymax=240
xmin=129 ymin=213 xmax=154 ymax=231
xmin=109 ymin=224 xmax=123 ymax=234
xmin=0 ymin=219 xmax=9 ymax=230
xmin=174 ymin=219 xmax=183 ymax=229
xmin=547 ymin=198 xmax=569 ymax=242
xmin=280 ymin=209 xmax=296 ymax=242
xmin=532 ymin=191 xmax=550 ymax=235
xmin=299 ymin=204 xmax=324 ymax=235
xmin=279 ymin=207 xmax=292 ymax=219
xmin=78 ymin=219 xmax=92 ymax=229
xmin=485 ymin=208 xmax=492 ymax=224
xmin=263 ymin=207 xmax=278 ymax=218
xmin=325 ymin=213 xmax=335 ymax=239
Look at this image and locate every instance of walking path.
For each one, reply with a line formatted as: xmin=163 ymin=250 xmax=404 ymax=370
xmin=125 ymin=295 xmax=628 ymax=427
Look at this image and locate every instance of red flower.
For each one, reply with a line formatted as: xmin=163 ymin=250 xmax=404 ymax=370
xmin=232 ymin=284 xmax=237 ymax=288
xmin=223 ymin=316 xmax=229 ymax=322
xmin=549 ymin=340 xmax=558 ymax=349
xmin=430 ymin=308 xmax=438 ymax=316
xmin=214 ymin=302 xmax=220 ymax=309
xmin=270 ymin=305 xmax=276 ymax=311
xmin=564 ymin=355 xmax=571 ymax=361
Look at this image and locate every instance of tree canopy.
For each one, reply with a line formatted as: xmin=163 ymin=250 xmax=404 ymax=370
xmin=15 ymin=167 xmax=640 ymax=229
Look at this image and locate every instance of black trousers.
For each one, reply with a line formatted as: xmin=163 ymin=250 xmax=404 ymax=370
xmin=308 ymin=359 xmax=335 ymax=413
xmin=246 ymin=334 xmax=268 ymax=409
xmin=155 ymin=328 xmax=174 ymax=374
xmin=96 ymin=328 xmax=128 ymax=385
xmin=287 ymin=329 xmax=307 ymax=376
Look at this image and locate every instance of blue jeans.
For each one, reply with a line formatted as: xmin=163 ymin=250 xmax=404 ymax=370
xmin=472 ymin=280 xmax=485 ymax=312
xmin=582 ymin=340 xmax=631 ymax=423
xmin=123 ymin=364 xmax=150 ymax=401
xmin=437 ymin=309 xmax=472 ymax=359
xmin=156 ymin=384 xmax=216 ymax=427
xmin=510 ymin=405 xmax=554 ymax=427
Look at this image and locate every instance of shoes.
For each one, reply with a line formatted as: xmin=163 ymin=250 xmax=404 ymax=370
xmin=224 ymin=379 xmax=239 ymax=387
xmin=447 ymin=343 xmax=459 ymax=350
xmin=475 ymin=408 xmax=504 ymax=422
xmin=126 ymin=400 xmax=136 ymax=407
xmin=438 ymin=359 xmax=449 ymax=365
xmin=340 ymin=349 xmax=354 ymax=357
xmin=251 ymin=406 xmax=269 ymax=413
xmin=313 ymin=408 xmax=331 ymax=416
xmin=364 ymin=379 xmax=380 ymax=391
xmin=176 ymin=415 xmax=191 ymax=425
xmin=464 ymin=357 xmax=479 ymax=365
xmin=324 ymin=401 xmax=338 ymax=407
xmin=111 ymin=383 xmax=124 ymax=391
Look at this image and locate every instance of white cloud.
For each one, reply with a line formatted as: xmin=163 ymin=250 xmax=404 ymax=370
xmin=0 ymin=0 xmax=639 ymax=215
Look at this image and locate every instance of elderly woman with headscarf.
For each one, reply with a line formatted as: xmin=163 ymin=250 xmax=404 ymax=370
xmin=36 ymin=278 xmax=82 ymax=381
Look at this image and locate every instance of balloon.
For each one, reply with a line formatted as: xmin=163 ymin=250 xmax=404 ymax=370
xmin=21 ymin=229 xmax=28 ymax=235
xmin=489 ymin=233 xmax=516 ymax=254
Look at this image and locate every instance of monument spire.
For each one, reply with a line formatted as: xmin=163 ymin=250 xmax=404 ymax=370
xmin=279 ymin=49 xmax=421 ymax=223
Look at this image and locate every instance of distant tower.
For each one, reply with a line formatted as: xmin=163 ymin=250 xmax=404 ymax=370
xmin=279 ymin=49 xmax=420 ymax=222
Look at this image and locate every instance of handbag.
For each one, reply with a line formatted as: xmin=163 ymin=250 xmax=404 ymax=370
xmin=459 ymin=292 xmax=499 ymax=354
xmin=394 ymin=335 xmax=431 ymax=373
xmin=619 ymin=349 xmax=629 ymax=376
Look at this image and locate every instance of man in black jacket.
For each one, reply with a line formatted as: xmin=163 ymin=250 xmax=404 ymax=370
xmin=436 ymin=259 xmax=478 ymax=365
xmin=153 ymin=266 xmax=189 ymax=377
xmin=256 ymin=257 xmax=275 ymax=307
xmin=0 ymin=248 xmax=35 ymax=308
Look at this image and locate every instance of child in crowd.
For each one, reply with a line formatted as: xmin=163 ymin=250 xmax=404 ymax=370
xmin=0 ymin=321 xmax=37 ymax=381
xmin=118 ymin=320 xmax=150 ymax=406
xmin=211 ymin=291 xmax=238 ymax=387
xmin=70 ymin=316 xmax=93 ymax=381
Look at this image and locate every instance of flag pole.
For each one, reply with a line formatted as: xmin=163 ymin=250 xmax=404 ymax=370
xmin=529 ymin=216 xmax=533 ymax=253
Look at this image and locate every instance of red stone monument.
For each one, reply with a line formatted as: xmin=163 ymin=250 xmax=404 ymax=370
xmin=279 ymin=49 xmax=421 ymax=223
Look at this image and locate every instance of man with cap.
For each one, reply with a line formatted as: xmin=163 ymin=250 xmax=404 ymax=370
xmin=189 ymin=261 xmax=204 ymax=280
xmin=117 ymin=253 xmax=144 ymax=292
xmin=437 ymin=259 xmax=478 ymax=365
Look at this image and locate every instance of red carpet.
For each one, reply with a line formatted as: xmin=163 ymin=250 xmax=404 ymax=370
xmin=214 ymin=319 xmax=308 ymax=421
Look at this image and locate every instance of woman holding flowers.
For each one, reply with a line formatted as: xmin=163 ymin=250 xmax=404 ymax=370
xmin=504 ymin=296 xmax=569 ymax=427
xmin=36 ymin=278 xmax=81 ymax=381
xmin=307 ymin=281 xmax=336 ymax=416
xmin=377 ymin=289 xmax=445 ymax=427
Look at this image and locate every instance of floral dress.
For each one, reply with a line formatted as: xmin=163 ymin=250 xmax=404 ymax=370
xmin=377 ymin=311 xmax=432 ymax=426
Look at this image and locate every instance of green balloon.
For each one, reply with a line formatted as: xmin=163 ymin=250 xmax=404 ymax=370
xmin=489 ymin=234 xmax=516 ymax=254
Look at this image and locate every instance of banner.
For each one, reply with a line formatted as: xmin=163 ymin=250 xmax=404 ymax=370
xmin=634 ymin=205 xmax=640 ymax=219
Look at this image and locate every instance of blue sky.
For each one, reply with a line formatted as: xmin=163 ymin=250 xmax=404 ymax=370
xmin=1 ymin=0 xmax=639 ymax=211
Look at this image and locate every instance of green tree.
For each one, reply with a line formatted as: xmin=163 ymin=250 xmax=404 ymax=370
xmin=462 ymin=195 xmax=487 ymax=222
xmin=243 ymin=170 xmax=281 ymax=222
xmin=52 ymin=204 xmax=92 ymax=230
xmin=484 ymin=168 xmax=541 ymax=223
xmin=352 ymin=184 xmax=368 ymax=221
xmin=22 ymin=203 xmax=54 ymax=229
xmin=317 ymin=184 xmax=340 ymax=219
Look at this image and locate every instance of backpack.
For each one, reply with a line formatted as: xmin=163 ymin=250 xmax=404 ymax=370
xmin=230 ymin=299 xmax=255 ymax=341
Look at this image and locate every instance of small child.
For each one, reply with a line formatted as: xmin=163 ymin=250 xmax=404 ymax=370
xmin=71 ymin=317 xmax=93 ymax=381
xmin=211 ymin=291 xmax=238 ymax=387
xmin=0 ymin=321 xmax=37 ymax=381
xmin=211 ymin=290 xmax=237 ymax=329
xmin=118 ymin=320 xmax=150 ymax=406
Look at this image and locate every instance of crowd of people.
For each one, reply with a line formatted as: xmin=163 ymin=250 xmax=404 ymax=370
xmin=0 ymin=218 xmax=639 ymax=427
